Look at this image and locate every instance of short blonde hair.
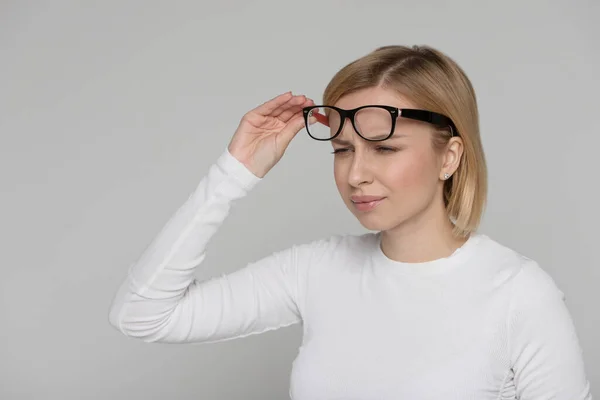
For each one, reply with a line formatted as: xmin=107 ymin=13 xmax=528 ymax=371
xmin=323 ymin=45 xmax=487 ymax=238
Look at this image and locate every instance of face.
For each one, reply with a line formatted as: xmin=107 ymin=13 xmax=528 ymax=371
xmin=330 ymin=86 xmax=455 ymax=232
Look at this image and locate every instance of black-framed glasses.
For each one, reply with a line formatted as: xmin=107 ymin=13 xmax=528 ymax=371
xmin=302 ymin=105 xmax=457 ymax=141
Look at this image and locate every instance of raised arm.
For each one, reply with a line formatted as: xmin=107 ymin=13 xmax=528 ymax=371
xmin=109 ymin=92 xmax=318 ymax=343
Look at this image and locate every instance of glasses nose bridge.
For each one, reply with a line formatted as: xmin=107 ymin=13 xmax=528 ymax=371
xmin=339 ymin=108 xmax=360 ymax=136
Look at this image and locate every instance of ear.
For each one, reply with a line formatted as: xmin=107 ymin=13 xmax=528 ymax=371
xmin=440 ymin=137 xmax=463 ymax=179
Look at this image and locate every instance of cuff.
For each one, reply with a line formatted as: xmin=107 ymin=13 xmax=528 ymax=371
xmin=216 ymin=147 xmax=262 ymax=192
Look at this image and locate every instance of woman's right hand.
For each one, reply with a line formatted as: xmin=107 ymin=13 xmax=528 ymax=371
xmin=227 ymin=92 xmax=316 ymax=178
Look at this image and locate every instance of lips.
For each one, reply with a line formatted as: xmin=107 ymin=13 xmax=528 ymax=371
xmin=351 ymin=195 xmax=386 ymax=203
xmin=351 ymin=196 xmax=385 ymax=212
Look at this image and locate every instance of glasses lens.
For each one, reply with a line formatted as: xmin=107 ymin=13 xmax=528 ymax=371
xmin=306 ymin=107 xmax=341 ymax=140
xmin=354 ymin=106 xmax=393 ymax=140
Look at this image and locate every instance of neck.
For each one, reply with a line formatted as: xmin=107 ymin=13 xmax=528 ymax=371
xmin=380 ymin=197 xmax=469 ymax=264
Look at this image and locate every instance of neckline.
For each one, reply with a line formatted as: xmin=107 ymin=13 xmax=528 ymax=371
xmin=371 ymin=231 xmax=484 ymax=276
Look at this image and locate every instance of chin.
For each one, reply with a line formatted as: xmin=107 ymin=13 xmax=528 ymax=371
xmin=353 ymin=213 xmax=399 ymax=232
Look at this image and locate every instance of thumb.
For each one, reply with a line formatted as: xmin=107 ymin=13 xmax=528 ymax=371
xmin=279 ymin=114 xmax=307 ymax=145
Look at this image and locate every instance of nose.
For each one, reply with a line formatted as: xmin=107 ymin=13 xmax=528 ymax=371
xmin=347 ymin=149 xmax=373 ymax=188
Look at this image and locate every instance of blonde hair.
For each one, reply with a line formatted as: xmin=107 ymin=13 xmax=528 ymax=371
xmin=323 ymin=45 xmax=487 ymax=238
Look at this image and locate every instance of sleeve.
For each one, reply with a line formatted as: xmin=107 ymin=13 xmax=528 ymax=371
xmin=108 ymin=147 xmax=312 ymax=344
xmin=508 ymin=259 xmax=593 ymax=399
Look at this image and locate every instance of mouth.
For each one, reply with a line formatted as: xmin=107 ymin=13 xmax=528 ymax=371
xmin=351 ymin=197 xmax=386 ymax=212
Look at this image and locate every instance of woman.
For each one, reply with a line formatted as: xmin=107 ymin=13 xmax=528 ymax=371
xmin=109 ymin=45 xmax=592 ymax=399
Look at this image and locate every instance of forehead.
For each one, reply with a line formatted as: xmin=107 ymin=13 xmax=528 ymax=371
xmin=333 ymin=86 xmax=415 ymax=109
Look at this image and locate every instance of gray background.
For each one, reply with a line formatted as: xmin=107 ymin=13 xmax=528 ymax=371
xmin=1 ymin=0 xmax=598 ymax=399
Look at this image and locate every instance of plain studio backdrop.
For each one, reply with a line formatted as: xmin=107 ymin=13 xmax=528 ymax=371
xmin=1 ymin=0 xmax=598 ymax=399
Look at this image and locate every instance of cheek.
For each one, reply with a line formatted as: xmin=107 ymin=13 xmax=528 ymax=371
xmin=384 ymin=151 xmax=434 ymax=191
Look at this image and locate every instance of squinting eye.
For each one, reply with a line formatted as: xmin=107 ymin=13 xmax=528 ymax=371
xmin=331 ymin=148 xmax=350 ymax=154
xmin=376 ymin=146 xmax=396 ymax=153
xmin=331 ymin=147 xmax=396 ymax=155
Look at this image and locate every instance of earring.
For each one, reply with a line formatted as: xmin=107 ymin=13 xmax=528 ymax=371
xmin=443 ymin=173 xmax=451 ymax=180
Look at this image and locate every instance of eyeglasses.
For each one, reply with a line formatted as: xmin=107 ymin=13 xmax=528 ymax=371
xmin=302 ymin=105 xmax=457 ymax=141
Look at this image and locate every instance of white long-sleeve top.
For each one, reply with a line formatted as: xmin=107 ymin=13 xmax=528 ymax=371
xmin=109 ymin=147 xmax=592 ymax=400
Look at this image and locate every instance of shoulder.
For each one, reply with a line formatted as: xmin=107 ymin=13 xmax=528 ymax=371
xmin=489 ymin=236 xmax=562 ymax=301
xmin=470 ymin=235 xmax=561 ymax=298
xmin=477 ymin=236 xmax=565 ymax=311
xmin=510 ymin=258 xmax=564 ymax=308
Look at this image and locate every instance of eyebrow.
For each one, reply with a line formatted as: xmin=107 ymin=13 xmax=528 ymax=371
xmin=331 ymin=138 xmax=352 ymax=146
xmin=331 ymin=134 xmax=408 ymax=146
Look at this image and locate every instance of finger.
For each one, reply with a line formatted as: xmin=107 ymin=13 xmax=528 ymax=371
xmin=277 ymin=98 xmax=315 ymax=122
xmin=278 ymin=113 xmax=307 ymax=145
xmin=271 ymin=94 xmax=306 ymax=117
xmin=254 ymin=91 xmax=293 ymax=116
